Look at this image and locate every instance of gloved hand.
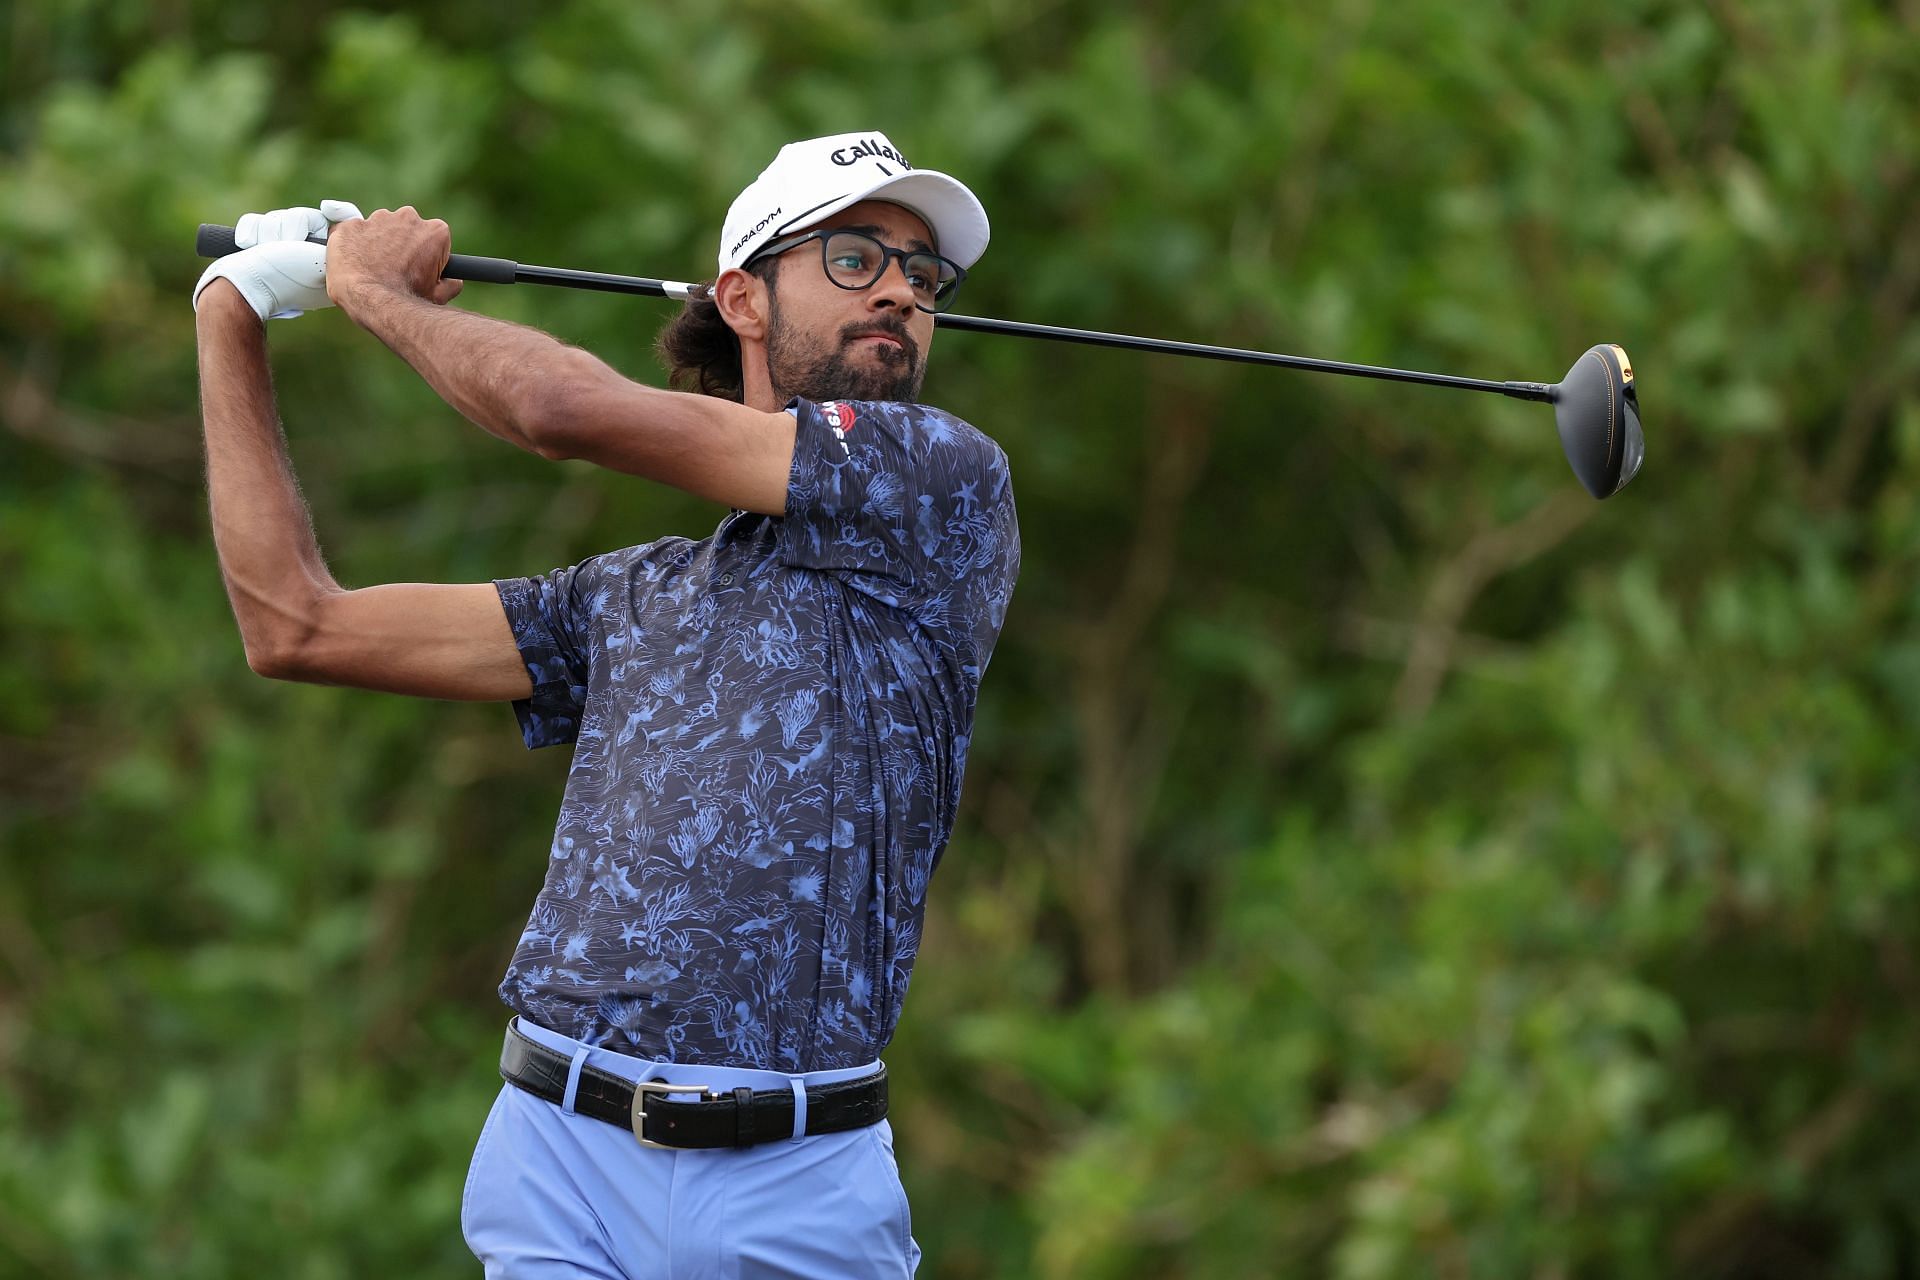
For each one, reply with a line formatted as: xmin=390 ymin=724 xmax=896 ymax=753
xmin=192 ymin=199 xmax=366 ymax=320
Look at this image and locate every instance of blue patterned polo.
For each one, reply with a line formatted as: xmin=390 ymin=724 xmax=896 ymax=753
xmin=490 ymin=396 xmax=1019 ymax=1071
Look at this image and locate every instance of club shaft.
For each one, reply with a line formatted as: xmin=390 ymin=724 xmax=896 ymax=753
xmin=931 ymin=312 xmax=1547 ymax=400
xmin=195 ymin=223 xmax=1554 ymax=401
xmin=507 ymin=262 xmax=699 ymax=298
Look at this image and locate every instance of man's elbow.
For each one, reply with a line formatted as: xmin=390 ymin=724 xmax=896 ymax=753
xmin=521 ymin=396 xmax=572 ymax=460
xmin=527 ymin=428 xmax=575 ymax=463
xmin=244 ymin=637 xmax=306 ymax=682
xmin=519 ymin=352 xmax=612 ymax=462
xmin=237 ymin=603 xmax=324 ymax=683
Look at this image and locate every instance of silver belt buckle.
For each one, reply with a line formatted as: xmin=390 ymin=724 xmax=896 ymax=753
xmin=631 ymin=1080 xmax=714 ymax=1149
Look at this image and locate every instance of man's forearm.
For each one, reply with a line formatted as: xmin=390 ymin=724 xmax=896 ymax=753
xmin=196 ymin=282 xmax=341 ymax=670
xmin=343 ymin=286 xmax=598 ymax=456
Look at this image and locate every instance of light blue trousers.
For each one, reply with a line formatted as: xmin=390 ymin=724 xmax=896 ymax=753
xmin=462 ymin=1017 xmax=920 ymax=1278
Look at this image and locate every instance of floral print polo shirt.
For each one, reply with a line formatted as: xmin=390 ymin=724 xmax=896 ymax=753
xmin=491 ymin=396 xmax=1019 ymax=1070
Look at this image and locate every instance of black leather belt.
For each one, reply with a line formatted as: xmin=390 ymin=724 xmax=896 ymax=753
xmin=498 ymin=1020 xmax=888 ymax=1150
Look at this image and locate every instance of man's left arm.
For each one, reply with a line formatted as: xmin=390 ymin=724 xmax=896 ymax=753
xmin=328 ymin=208 xmax=794 ymax=515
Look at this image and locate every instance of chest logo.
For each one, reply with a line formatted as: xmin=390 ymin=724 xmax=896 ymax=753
xmin=822 ymin=401 xmax=857 ymax=456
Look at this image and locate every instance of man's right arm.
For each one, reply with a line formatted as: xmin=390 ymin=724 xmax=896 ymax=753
xmin=322 ymin=208 xmax=797 ymax=516
xmin=196 ymin=279 xmax=531 ymax=700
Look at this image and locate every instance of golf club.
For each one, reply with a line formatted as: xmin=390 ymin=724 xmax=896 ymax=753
xmin=196 ymin=223 xmax=1645 ymax=499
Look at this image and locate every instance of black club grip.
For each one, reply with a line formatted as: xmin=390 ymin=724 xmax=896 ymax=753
xmin=194 ymin=223 xmax=519 ymax=285
xmin=196 ymin=223 xmax=242 ymax=257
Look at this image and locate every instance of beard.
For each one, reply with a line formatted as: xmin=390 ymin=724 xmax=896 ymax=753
xmin=764 ymin=295 xmax=926 ymax=404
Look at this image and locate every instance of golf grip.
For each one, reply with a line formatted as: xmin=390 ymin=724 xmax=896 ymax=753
xmin=194 ymin=223 xmax=519 ymax=285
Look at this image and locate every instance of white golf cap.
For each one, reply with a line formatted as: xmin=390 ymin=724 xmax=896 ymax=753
xmin=718 ymin=131 xmax=990 ymax=275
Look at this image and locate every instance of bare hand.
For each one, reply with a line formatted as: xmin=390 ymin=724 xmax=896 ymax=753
xmin=325 ymin=206 xmax=465 ymax=313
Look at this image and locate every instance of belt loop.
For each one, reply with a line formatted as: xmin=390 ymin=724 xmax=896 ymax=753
xmin=732 ymin=1086 xmax=756 ymax=1148
xmin=560 ymin=1046 xmax=592 ymax=1115
xmin=788 ymin=1076 xmax=807 ymax=1142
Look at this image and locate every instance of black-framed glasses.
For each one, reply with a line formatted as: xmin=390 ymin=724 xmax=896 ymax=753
xmin=746 ymin=229 xmax=968 ymax=313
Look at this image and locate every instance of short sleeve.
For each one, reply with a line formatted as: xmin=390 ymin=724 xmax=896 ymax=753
xmin=778 ymin=398 xmax=1020 ymax=671
xmin=492 ymin=559 xmax=603 ymax=749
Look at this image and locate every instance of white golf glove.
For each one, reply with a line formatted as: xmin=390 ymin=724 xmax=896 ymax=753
xmin=192 ymin=199 xmax=366 ymax=320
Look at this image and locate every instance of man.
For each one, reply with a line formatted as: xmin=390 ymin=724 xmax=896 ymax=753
xmin=193 ymin=131 xmax=1019 ymax=1279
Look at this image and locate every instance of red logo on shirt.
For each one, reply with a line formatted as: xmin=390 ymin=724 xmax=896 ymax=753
xmin=823 ymin=401 xmax=856 ymax=456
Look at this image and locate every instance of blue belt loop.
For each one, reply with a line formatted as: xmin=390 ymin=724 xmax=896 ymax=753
xmin=788 ymin=1076 xmax=807 ymax=1142
xmin=560 ymin=1046 xmax=592 ymax=1115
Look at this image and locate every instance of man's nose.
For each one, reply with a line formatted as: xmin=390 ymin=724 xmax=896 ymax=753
xmin=866 ymin=257 xmax=917 ymax=310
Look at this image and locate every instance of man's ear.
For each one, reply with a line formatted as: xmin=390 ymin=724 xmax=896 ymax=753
xmin=712 ymin=266 xmax=769 ymax=342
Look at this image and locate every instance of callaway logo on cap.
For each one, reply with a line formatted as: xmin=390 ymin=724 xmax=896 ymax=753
xmin=718 ymin=131 xmax=991 ymax=275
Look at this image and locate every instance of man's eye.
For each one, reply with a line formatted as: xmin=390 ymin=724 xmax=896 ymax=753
xmin=830 ymin=254 xmax=867 ymax=271
xmin=907 ymin=271 xmax=934 ymax=291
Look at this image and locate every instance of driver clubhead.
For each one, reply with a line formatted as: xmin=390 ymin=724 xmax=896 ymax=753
xmin=1552 ymin=344 xmax=1644 ymax=499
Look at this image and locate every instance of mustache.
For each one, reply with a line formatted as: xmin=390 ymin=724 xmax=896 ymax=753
xmin=841 ymin=320 xmax=919 ymax=364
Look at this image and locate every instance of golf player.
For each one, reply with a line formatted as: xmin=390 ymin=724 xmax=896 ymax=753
xmin=192 ymin=131 xmax=1019 ymax=1277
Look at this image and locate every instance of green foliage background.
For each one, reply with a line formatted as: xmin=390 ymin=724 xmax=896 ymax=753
xmin=4 ymin=1 xmax=1919 ymax=1275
